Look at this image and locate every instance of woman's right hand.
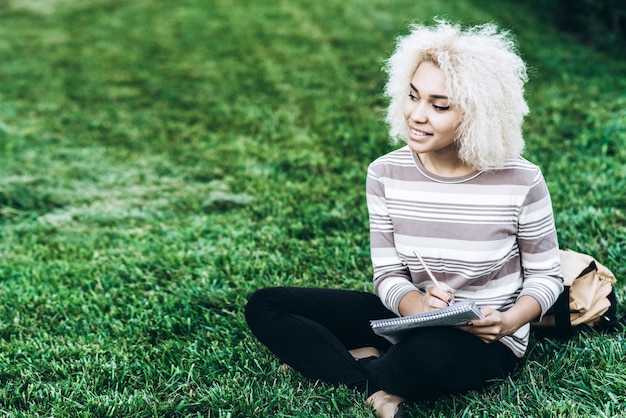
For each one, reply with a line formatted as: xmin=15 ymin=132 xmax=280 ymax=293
xmin=422 ymin=285 xmax=455 ymax=310
xmin=398 ymin=287 xmax=454 ymax=316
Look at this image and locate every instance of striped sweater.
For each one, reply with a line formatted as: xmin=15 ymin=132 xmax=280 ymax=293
xmin=366 ymin=146 xmax=563 ymax=357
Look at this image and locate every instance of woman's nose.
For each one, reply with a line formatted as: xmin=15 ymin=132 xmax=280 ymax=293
xmin=410 ymin=103 xmax=427 ymax=123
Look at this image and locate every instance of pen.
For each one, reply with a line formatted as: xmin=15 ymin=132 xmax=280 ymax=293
xmin=413 ymin=250 xmax=453 ymax=298
xmin=413 ymin=250 xmax=442 ymax=287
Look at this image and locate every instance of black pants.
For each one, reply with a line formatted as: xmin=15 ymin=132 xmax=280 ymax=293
xmin=245 ymin=287 xmax=520 ymax=400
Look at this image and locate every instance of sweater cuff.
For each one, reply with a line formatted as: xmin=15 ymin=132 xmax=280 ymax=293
xmin=519 ymin=279 xmax=563 ymax=320
xmin=377 ymin=277 xmax=420 ymax=316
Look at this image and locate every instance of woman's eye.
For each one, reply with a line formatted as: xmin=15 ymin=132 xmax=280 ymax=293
xmin=433 ymin=104 xmax=450 ymax=111
xmin=408 ymin=92 xmax=418 ymax=101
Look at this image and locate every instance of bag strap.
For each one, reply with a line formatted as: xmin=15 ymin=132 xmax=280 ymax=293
xmin=559 ymin=249 xmax=601 ymax=285
xmin=579 ymin=260 xmax=597 ymax=279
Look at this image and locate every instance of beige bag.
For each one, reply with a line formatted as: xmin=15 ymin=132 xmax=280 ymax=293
xmin=560 ymin=249 xmax=616 ymax=326
xmin=533 ymin=249 xmax=619 ymax=336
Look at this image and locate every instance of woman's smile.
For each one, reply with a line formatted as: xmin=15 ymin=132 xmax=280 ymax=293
xmin=409 ymin=128 xmax=432 ymax=137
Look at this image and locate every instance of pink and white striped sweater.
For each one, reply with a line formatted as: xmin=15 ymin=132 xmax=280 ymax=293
xmin=366 ymin=146 xmax=564 ymax=357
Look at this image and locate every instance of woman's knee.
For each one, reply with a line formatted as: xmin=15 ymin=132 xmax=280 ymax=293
xmin=244 ymin=287 xmax=286 ymax=327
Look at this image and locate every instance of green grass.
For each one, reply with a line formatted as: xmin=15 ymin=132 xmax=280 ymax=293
xmin=0 ymin=0 xmax=624 ymax=416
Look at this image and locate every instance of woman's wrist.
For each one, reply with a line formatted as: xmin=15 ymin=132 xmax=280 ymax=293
xmin=397 ymin=290 xmax=426 ymax=316
xmin=501 ymin=295 xmax=542 ymax=334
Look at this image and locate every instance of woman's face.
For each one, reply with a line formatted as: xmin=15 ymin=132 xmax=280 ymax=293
xmin=403 ymin=61 xmax=461 ymax=156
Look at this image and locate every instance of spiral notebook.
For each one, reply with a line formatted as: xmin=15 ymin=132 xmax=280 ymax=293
xmin=370 ymin=300 xmax=483 ymax=344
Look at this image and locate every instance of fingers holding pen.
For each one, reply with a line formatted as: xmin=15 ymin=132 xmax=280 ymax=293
xmin=413 ymin=250 xmax=455 ymax=310
xmin=423 ymin=285 xmax=455 ymax=310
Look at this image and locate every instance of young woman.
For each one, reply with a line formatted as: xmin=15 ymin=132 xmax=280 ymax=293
xmin=245 ymin=20 xmax=563 ymax=417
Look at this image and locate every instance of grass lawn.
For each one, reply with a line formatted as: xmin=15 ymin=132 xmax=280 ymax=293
xmin=0 ymin=0 xmax=625 ymax=416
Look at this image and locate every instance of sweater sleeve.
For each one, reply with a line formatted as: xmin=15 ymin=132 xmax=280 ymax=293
xmin=517 ymin=169 xmax=564 ymax=318
xmin=366 ymin=164 xmax=418 ymax=315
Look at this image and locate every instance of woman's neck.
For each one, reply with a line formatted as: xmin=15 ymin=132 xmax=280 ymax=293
xmin=417 ymin=151 xmax=475 ymax=178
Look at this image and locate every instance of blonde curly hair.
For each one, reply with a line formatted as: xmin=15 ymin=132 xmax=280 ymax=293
xmin=383 ymin=20 xmax=529 ymax=170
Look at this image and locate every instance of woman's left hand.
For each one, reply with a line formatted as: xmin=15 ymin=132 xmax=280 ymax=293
xmin=456 ymin=307 xmax=515 ymax=343
xmin=456 ymin=295 xmax=542 ymax=343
